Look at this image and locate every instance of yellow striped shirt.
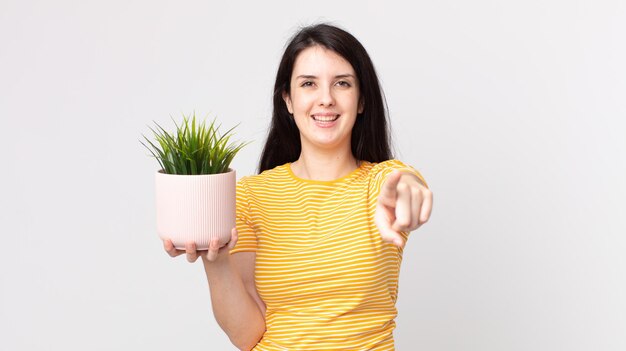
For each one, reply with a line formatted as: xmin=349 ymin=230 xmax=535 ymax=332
xmin=231 ymin=159 xmax=427 ymax=350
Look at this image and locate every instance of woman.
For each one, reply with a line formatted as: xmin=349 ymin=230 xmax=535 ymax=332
xmin=164 ymin=23 xmax=433 ymax=351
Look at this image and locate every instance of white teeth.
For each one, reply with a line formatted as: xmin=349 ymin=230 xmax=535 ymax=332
xmin=312 ymin=115 xmax=339 ymax=122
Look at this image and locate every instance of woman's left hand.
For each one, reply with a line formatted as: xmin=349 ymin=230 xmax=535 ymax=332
xmin=375 ymin=170 xmax=433 ymax=248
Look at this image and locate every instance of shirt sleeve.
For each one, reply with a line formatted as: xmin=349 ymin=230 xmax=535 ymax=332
xmin=368 ymin=159 xmax=428 ymax=199
xmin=230 ymin=177 xmax=257 ymax=254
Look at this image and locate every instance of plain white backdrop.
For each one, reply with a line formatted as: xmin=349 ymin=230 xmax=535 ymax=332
xmin=1 ymin=0 xmax=625 ymax=350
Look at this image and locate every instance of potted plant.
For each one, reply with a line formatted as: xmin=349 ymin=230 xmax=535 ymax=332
xmin=141 ymin=112 xmax=249 ymax=250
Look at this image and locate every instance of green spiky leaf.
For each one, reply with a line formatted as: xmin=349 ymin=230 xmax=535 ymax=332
xmin=140 ymin=112 xmax=251 ymax=175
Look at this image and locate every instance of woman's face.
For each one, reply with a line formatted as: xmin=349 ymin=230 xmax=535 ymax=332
xmin=283 ymin=45 xmax=363 ymax=153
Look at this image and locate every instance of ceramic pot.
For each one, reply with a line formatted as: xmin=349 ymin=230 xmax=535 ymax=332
xmin=155 ymin=169 xmax=235 ymax=250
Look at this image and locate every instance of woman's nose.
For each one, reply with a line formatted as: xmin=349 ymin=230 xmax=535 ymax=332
xmin=318 ymin=86 xmax=335 ymax=106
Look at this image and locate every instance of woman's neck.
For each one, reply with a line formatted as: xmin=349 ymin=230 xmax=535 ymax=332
xmin=291 ymin=148 xmax=359 ymax=181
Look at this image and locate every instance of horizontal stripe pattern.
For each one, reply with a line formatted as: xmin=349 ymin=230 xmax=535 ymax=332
xmin=231 ymin=160 xmax=426 ymax=350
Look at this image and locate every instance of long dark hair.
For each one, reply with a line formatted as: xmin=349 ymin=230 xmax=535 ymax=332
xmin=258 ymin=23 xmax=393 ymax=173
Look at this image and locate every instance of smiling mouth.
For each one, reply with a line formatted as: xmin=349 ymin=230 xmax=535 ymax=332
xmin=311 ymin=114 xmax=340 ymax=122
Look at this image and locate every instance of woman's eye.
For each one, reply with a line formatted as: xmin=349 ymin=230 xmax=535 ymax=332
xmin=337 ymin=81 xmax=351 ymax=87
xmin=301 ymin=81 xmax=314 ymax=87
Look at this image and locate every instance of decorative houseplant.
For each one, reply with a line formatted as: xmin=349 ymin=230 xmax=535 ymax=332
xmin=141 ymin=112 xmax=248 ymax=250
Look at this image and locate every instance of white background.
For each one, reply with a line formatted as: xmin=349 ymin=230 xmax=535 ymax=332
xmin=1 ymin=0 xmax=625 ymax=350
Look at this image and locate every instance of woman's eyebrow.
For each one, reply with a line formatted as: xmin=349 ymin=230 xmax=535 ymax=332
xmin=295 ymin=74 xmax=317 ymax=80
xmin=335 ymin=74 xmax=356 ymax=79
xmin=295 ymin=74 xmax=356 ymax=79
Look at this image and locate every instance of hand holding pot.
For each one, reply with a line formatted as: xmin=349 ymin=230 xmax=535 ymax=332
xmin=163 ymin=228 xmax=238 ymax=263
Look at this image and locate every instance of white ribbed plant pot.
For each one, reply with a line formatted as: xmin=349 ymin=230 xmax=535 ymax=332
xmin=155 ymin=169 xmax=236 ymax=250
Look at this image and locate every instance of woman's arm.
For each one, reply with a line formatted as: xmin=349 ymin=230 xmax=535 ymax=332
xmin=202 ymin=251 xmax=266 ymax=350
xmin=164 ymin=230 xmax=266 ymax=351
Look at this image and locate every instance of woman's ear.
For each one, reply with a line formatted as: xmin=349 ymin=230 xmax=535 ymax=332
xmin=358 ymin=98 xmax=364 ymax=114
xmin=282 ymin=91 xmax=293 ymax=114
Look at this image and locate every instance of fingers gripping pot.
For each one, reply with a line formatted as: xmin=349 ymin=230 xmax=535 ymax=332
xmin=155 ymin=169 xmax=236 ymax=250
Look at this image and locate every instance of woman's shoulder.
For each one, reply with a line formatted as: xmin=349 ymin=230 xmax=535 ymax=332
xmin=365 ymin=159 xmax=415 ymax=175
xmin=237 ymin=163 xmax=291 ymax=188
xmin=365 ymin=159 xmax=428 ymax=188
xmin=362 ymin=159 xmax=425 ymax=186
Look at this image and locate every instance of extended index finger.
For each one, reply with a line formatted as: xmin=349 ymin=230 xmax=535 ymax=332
xmin=379 ymin=170 xmax=402 ymax=205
